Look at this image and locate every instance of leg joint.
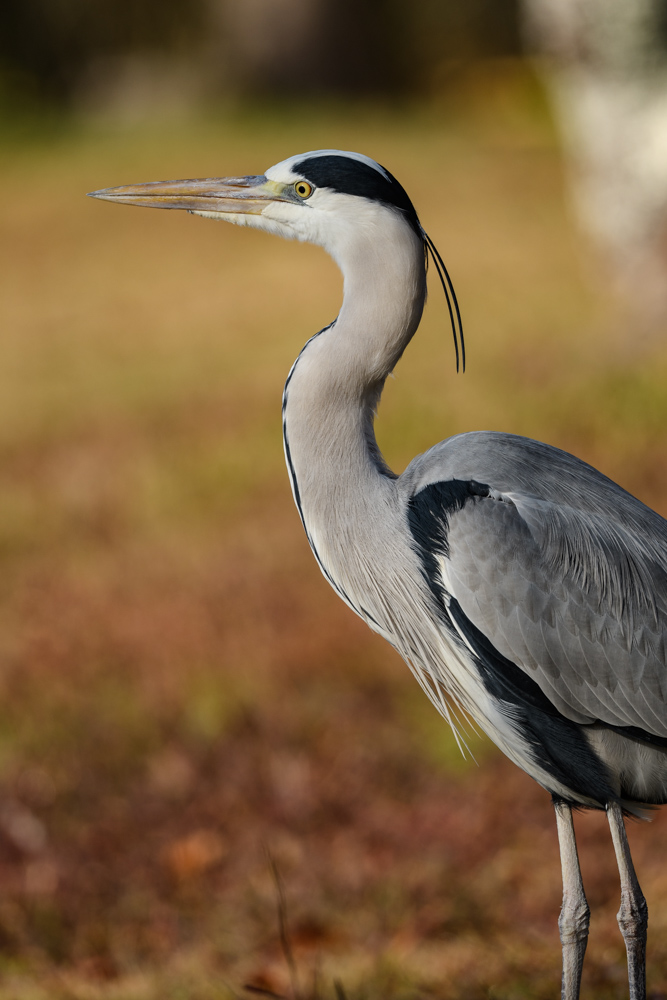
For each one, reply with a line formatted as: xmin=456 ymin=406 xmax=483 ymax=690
xmin=617 ymin=891 xmax=648 ymax=941
xmin=559 ymin=896 xmax=591 ymax=945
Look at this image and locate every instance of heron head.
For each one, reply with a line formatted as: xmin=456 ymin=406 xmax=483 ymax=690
xmin=88 ymin=148 xmax=463 ymax=369
xmin=88 ymin=149 xmax=422 ymax=250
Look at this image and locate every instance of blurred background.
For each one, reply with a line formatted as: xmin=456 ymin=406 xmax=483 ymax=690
xmin=2 ymin=1 xmax=667 ymax=998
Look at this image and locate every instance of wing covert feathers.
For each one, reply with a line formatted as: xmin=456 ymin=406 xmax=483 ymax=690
xmin=403 ymin=431 xmax=667 ymax=739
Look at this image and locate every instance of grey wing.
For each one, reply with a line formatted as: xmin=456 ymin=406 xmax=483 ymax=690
xmin=403 ymin=432 xmax=667 ymax=738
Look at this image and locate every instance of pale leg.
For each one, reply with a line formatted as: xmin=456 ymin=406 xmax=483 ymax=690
xmin=607 ymin=801 xmax=648 ymax=1000
xmin=554 ymin=799 xmax=590 ymax=1000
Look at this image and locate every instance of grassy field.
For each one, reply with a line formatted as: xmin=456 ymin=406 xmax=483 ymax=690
xmin=2 ymin=89 xmax=667 ymax=998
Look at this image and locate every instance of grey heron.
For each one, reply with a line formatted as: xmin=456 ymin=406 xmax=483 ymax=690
xmin=89 ymin=149 xmax=667 ymax=1000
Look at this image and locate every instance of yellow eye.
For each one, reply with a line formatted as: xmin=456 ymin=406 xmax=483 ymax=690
xmin=294 ymin=181 xmax=313 ymax=199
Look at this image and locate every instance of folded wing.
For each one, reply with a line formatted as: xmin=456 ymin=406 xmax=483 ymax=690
xmin=403 ymin=432 xmax=667 ymax=739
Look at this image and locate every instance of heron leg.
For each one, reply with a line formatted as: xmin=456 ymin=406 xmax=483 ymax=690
xmin=607 ymin=801 xmax=648 ymax=1000
xmin=554 ymin=798 xmax=590 ymax=1000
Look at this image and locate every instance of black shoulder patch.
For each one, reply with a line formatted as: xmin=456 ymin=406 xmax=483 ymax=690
xmin=293 ymin=154 xmax=421 ymax=236
xmin=408 ymin=479 xmax=490 ymax=594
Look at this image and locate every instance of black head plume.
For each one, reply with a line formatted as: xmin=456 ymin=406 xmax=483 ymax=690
xmin=421 ymin=227 xmax=465 ymax=373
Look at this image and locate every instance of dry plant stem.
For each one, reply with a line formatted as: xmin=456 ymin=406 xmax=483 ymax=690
xmin=607 ymin=801 xmax=648 ymax=1000
xmin=554 ymin=799 xmax=590 ymax=1000
xmin=268 ymin=853 xmax=301 ymax=1000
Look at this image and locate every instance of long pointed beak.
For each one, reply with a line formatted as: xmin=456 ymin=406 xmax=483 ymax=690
xmin=87 ymin=175 xmax=288 ymax=215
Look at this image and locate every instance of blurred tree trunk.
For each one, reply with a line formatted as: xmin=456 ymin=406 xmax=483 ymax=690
xmin=523 ymin=0 xmax=667 ymax=329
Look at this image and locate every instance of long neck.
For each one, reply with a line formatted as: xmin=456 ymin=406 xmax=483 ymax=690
xmin=283 ymin=214 xmax=426 ymax=556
